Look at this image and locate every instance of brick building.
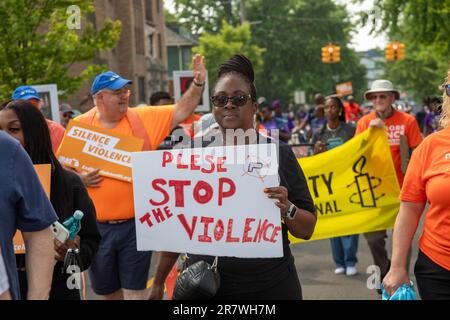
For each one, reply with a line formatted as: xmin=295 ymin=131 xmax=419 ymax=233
xmin=67 ymin=0 xmax=168 ymax=111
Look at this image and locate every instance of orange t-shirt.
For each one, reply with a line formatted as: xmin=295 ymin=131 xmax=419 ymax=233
xmin=46 ymin=119 xmax=65 ymax=154
xmin=75 ymin=105 xmax=174 ymax=221
xmin=355 ymin=110 xmax=423 ymax=186
xmin=344 ymin=102 xmax=361 ymax=122
xmin=400 ymin=127 xmax=450 ymax=271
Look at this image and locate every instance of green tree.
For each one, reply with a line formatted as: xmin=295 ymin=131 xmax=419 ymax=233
xmin=246 ymin=0 xmax=367 ymax=104
xmin=359 ymin=0 xmax=450 ymax=100
xmin=192 ymin=21 xmax=266 ymax=89
xmin=0 ymin=0 xmax=122 ymax=100
xmin=172 ymin=0 xmax=241 ymax=35
xmin=170 ymin=0 xmax=367 ymax=105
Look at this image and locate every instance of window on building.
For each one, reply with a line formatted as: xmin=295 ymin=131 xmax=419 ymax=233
xmin=148 ymin=34 xmax=154 ymax=57
xmin=158 ymin=33 xmax=162 ymax=59
xmin=134 ymin=1 xmax=145 ymax=55
xmin=146 ymin=0 xmax=153 ymax=22
xmin=156 ymin=0 xmax=160 ymax=14
xmin=138 ymin=77 xmax=146 ymax=103
xmin=182 ymin=47 xmax=192 ymax=70
xmin=167 ymin=46 xmax=179 ymax=74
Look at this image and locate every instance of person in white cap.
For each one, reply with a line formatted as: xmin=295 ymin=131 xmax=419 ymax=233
xmin=355 ymin=79 xmax=423 ymax=291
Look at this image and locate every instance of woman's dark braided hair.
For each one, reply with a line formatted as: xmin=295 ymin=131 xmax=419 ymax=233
xmin=216 ymin=54 xmax=257 ymax=100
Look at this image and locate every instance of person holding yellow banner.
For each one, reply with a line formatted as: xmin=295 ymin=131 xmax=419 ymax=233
xmin=312 ymin=96 xmax=358 ymax=276
xmin=74 ymin=54 xmax=207 ymax=300
xmin=356 ymin=79 xmax=423 ymax=287
xmin=383 ymin=71 xmax=450 ymax=300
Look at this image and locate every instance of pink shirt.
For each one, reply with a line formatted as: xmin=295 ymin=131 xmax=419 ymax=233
xmin=46 ymin=119 xmax=65 ymax=153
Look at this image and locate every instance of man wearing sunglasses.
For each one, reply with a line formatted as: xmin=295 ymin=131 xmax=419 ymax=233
xmin=355 ymin=79 xmax=423 ymax=291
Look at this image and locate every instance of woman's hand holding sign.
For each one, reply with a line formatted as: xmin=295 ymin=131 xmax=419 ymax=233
xmin=264 ymin=186 xmax=317 ymax=240
xmin=264 ymin=186 xmax=291 ymax=217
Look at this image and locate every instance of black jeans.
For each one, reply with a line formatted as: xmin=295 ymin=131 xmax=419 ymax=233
xmin=414 ymin=250 xmax=450 ymax=300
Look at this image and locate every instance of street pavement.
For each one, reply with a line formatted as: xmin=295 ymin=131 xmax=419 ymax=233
xmin=86 ymin=214 xmax=424 ymax=300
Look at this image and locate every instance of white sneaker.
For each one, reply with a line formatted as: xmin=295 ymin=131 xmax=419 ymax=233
xmin=334 ymin=267 xmax=345 ymax=274
xmin=346 ymin=266 xmax=358 ymax=276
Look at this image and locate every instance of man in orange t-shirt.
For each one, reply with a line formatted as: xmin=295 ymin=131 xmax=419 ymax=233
xmin=355 ymin=79 xmax=422 ymax=288
xmin=11 ymin=86 xmax=65 ymax=153
xmin=75 ymin=54 xmax=206 ymax=300
xmin=344 ymin=95 xmax=362 ymax=123
xmin=383 ymin=74 xmax=450 ymax=299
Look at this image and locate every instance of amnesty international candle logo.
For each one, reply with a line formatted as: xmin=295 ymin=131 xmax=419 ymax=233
xmin=56 ymin=120 xmax=144 ymax=182
xmin=346 ymin=156 xmax=385 ymax=208
xmin=293 ymin=128 xmax=401 ymax=242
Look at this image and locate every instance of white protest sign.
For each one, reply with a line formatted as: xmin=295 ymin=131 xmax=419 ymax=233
xmin=132 ymin=143 xmax=282 ymax=258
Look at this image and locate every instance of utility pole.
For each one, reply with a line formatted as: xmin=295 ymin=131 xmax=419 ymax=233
xmin=240 ymin=0 xmax=246 ymax=23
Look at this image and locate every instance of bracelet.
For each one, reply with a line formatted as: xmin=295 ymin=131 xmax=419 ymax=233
xmin=193 ymin=79 xmax=205 ymax=87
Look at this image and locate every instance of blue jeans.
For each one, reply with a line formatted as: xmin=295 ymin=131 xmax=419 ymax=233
xmin=330 ymin=235 xmax=359 ymax=268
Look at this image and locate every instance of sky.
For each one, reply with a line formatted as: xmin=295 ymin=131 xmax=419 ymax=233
xmin=164 ymin=0 xmax=387 ymax=52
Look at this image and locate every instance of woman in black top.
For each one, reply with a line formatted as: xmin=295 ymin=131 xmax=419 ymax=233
xmin=0 ymin=100 xmax=101 ymax=300
xmin=149 ymin=54 xmax=316 ymax=300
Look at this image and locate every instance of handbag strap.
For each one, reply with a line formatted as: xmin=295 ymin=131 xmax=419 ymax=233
xmin=211 ymin=256 xmax=218 ymax=271
xmin=184 ymin=254 xmax=218 ymax=270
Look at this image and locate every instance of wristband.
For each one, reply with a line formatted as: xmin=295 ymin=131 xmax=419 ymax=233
xmin=193 ymin=79 xmax=204 ymax=87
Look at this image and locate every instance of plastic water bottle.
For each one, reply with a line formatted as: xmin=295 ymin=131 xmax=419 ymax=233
xmin=63 ymin=210 xmax=84 ymax=240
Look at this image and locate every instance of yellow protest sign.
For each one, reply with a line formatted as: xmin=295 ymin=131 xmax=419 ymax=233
xmin=14 ymin=164 xmax=51 ymax=254
xmin=291 ymin=128 xmax=400 ymax=243
xmin=56 ymin=120 xmax=144 ymax=182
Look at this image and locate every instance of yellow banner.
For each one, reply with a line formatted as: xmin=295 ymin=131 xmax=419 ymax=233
xmin=291 ymin=127 xmax=400 ymax=243
xmin=56 ymin=120 xmax=144 ymax=182
xmin=14 ymin=164 xmax=52 ymax=254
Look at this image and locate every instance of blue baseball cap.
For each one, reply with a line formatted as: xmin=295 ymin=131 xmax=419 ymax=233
xmin=91 ymin=71 xmax=132 ymax=95
xmin=11 ymin=86 xmax=41 ymax=101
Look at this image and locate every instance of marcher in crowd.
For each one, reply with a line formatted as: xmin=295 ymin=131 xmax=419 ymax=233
xmin=11 ymin=86 xmax=65 ymax=153
xmin=423 ymin=97 xmax=442 ymax=136
xmin=343 ymin=95 xmax=362 ymax=123
xmin=0 ymin=100 xmax=101 ymax=300
xmin=261 ymin=103 xmax=291 ymax=142
xmin=149 ymin=54 xmax=317 ymax=300
xmin=356 ymin=79 xmax=423 ymax=289
xmin=312 ymin=96 xmax=358 ymax=276
xmin=149 ymin=91 xmax=174 ymax=106
xmin=309 ymin=104 xmax=327 ymax=137
xmin=59 ymin=103 xmax=74 ymax=128
xmin=73 ymin=54 xmax=206 ymax=300
xmin=383 ymin=71 xmax=450 ymax=300
xmin=0 ymin=130 xmax=57 ymax=300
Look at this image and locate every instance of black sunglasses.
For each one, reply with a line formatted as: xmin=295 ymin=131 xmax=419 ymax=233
xmin=445 ymin=84 xmax=450 ymax=97
xmin=211 ymin=94 xmax=252 ymax=108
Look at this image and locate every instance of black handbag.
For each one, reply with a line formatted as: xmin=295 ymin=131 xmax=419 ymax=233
xmin=172 ymin=255 xmax=220 ymax=300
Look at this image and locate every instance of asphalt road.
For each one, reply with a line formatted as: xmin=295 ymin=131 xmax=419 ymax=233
xmin=86 ymin=214 xmax=424 ymax=300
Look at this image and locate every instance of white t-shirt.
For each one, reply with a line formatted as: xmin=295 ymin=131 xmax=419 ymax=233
xmin=0 ymin=248 xmax=9 ymax=295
